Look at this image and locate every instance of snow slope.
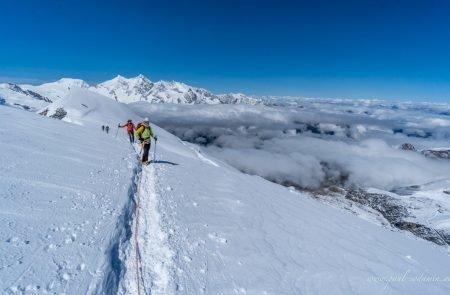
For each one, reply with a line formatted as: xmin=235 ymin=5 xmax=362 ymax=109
xmin=22 ymin=78 xmax=90 ymax=102
xmin=0 ymin=106 xmax=137 ymax=294
xmin=2 ymin=93 xmax=450 ymax=294
xmin=0 ymin=83 xmax=52 ymax=111
xmin=117 ymin=123 xmax=450 ymax=294
xmin=39 ymin=87 xmax=141 ymax=127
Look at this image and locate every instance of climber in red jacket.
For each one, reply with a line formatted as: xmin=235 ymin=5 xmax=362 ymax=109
xmin=118 ymin=119 xmax=135 ymax=143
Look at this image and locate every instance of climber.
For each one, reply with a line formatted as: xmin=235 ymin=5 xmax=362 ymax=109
xmin=135 ymin=118 xmax=157 ymax=165
xmin=118 ymin=119 xmax=135 ymax=143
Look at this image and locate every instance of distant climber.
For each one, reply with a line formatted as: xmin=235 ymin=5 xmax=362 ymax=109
xmin=135 ymin=118 xmax=157 ymax=165
xmin=102 ymin=125 xmax=105 ymax=132
xmin=105 ymin=126 xmax=110 ymax=134
xmin=119 ymin=120 xmax=135 ymax=143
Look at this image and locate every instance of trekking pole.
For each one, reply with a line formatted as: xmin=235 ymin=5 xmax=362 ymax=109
xmin=115 ymin=126 xmax=119 ymax=139
xmin=153 ymin=139 xmax=157 ymax=163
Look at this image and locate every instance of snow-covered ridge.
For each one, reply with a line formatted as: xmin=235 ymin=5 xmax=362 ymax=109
xmin=89 ymin=74 xmax=260 ymax=105
xmin=0 ymin=75 xmax=260 ymax=111
xmin=22 ymin=78 xmax=90 ymax=101
xmin=0 ymin=83 xmax=52 ymax=111
xmin=38 ymin=87 xmax=140 ymax=126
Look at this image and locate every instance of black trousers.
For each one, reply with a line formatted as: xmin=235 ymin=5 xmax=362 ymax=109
xmin=128 ymin=131 xmax=135 ymax=143
xmin=142 ymin=141 xmax=151 ymax=162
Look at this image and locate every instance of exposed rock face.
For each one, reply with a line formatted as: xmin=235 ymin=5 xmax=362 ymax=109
xmin=422 ymin=149 xmax=450 ymax=160
xmin=393 ymin=221 xmax=450 ymax=246
xmin=7 ymin=83 xmax=52 ymax=103
xmin=13 ymin=103 xmax=31 ymax=110
xmin=345 ymin=190 xmax=450 ymax=246
xmin=49 ymin=108 xmax=67 ymax=120
xmin=38 ymin=108 xmax=49 ymax=116
xmin=400 ymin=143 xmax=416 ymax=151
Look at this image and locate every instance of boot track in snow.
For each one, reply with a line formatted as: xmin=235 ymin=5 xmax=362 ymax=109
xmin=95 ymin=153 xmax=139 ymax=294
xmin=118 ymin=145 xmax=176 ymax=294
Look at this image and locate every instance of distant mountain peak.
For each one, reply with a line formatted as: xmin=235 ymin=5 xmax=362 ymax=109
xmin=90 ymin=75 xmax=258 ymax=105
xmin=0 ymin=74 xmax=260 ymax=111
xmin=135 ymin=74 xmax=147 ymax=80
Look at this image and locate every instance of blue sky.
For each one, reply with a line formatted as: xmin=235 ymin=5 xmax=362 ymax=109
xmin=1 ymin=0 xmax=450 ymax=101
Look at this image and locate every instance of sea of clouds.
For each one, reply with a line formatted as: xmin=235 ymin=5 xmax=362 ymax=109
xmin=131 ymin=99 xmax=450 ymax=191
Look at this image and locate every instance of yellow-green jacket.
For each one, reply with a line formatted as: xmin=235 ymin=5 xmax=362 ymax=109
xmin=135 ymin=124 xmax=154 ymax=140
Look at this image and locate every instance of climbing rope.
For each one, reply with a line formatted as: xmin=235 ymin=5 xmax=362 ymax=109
xmin=131 ymin=142 xmax=143 ymax=294
xmin=134 ymin=173 xmax=142 ymax=295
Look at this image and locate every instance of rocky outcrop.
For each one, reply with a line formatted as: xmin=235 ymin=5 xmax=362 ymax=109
xmin=38 ymin=108 xmax=49 ymax=116
xmin=49 ymin=108 xmax=67 ymax=120
xmin=400 ymin=143 xmax=416 ymax=151
xmin=345 ymin=190 xmax=450 ymax=246
xmin=422 ymin=149 xmax=450 ymax=160
xmin=7 ymin=83 xmax=52 ymax=103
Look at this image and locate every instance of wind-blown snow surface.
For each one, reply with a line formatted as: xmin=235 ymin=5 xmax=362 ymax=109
xmin=0 ymin=106 xmax=137 ymax=294
xmin=118 ymin=123 xmax=450 ymax=294
xmin=3 ymin=94 xmax=450 ymax=294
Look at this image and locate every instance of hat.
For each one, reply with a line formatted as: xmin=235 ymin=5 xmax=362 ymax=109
xmin=144 ymin=117 xmax=149 ymax=122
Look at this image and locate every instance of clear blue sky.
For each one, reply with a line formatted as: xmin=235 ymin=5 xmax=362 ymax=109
xmin=1 ymin=0 xmax=450 ymax=101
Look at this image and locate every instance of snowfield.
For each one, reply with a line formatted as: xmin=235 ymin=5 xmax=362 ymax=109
xmin=1 ymin=88 xmax=450 ymax=294
xmin=0 ymin=106 xmax=137 ymax=293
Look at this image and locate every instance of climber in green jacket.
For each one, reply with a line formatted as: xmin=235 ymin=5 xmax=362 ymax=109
xmin=135 ymin=118 xmax=157 ymax=165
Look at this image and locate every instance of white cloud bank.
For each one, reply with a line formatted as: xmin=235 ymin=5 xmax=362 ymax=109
xmin=130 ymin=100 xmax=450 ymax=190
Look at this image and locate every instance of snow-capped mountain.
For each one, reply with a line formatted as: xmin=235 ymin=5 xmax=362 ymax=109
xmin=0 ymin=75 xmax=259 ymax=111
xmin=0 ymin=78 xmax=91 ymax=111
xmin=38 ymin=87 xmax=140 ymax=126
xmin=0 ymin=83 xmax=52 ymax=111
xmin=218 ymin=92 xmax=260 ymax=104
xmin=90 ymin=74 xmax=259 ymax=105
xmin=22 ymin=78 xmax=90 ymax=101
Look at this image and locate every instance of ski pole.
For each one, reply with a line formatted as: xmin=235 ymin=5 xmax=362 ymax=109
xmin=115 ymin=126 xmax=119 ymax=139
xmin=153 ymin=139 xmax=157 ymax=162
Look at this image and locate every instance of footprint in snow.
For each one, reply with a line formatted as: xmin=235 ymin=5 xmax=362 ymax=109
xmin=183 ymin=256 xmax=192 ymax=262
xmin=77 ymin=263 xmax=86 ymax=271
xmin=6 ymin=237 xmax=30 ymax=245
xmin=62 ymin=272 xmax=71 ymax=281
xmin=46 ymin=244 xmax=56 ymax=251
xmin=208 ymin=232 xmax=227 ymax=244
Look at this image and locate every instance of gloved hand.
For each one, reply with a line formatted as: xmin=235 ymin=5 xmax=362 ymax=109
xmin=118 ymin=124 xmax=120 ymax=127
xmin=154 ymin=136 xmax=158 ymax=141
xmin=139 ymin=137 xmax=143 ymax=142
